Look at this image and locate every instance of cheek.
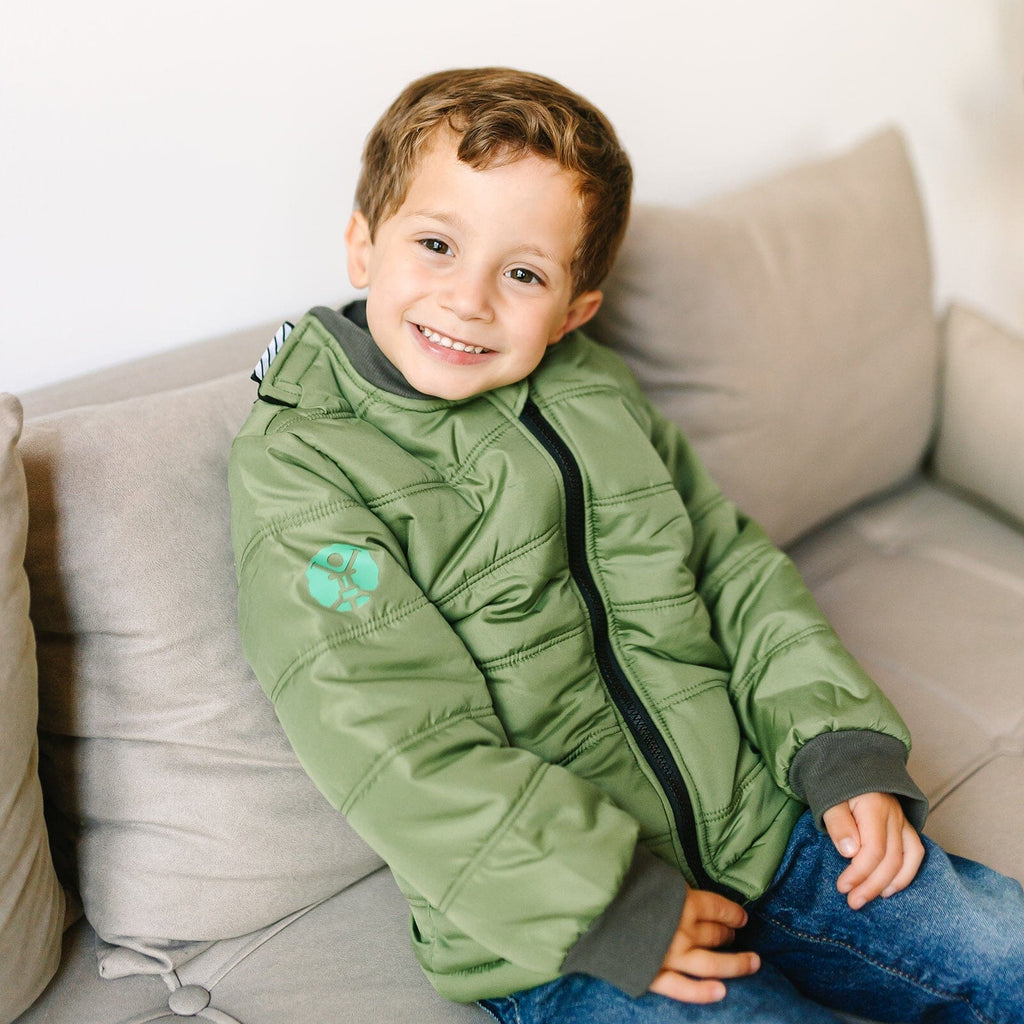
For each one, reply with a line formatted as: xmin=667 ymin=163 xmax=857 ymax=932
xmin=366 ymin=261 xmax=415 ymax=316
xmin=540 ymin=309 xmax=571 ymax=346
xmin=393 ymin=260 xmax=439 ymax=305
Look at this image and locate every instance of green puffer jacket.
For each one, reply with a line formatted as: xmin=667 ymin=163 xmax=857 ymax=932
xmin=229 ymin=306 xmax=925 ymax=1001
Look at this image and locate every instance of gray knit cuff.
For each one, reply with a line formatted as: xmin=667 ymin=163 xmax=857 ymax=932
xmin=559 ymin=844 xmax=687 ymax=998
xmin=789 ymin=730 xmax=929 ymax=833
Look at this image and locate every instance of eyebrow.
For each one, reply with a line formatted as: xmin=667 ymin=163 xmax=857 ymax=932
xmin=513 ymin=244 xmax=562 ymax=268
xmin=409 ymin=209 xmax=468 ymax=233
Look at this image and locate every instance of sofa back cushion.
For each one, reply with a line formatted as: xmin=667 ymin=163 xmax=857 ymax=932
xmin=20 ymin=374 xmax=382 ymax=975
xmin=0 ymin=394 xmax=65 ymax=1024
xmin=933 ymin=303 xmax=1024 ymax=528
xmin=591 ymin=128 xmax=938 ymax=546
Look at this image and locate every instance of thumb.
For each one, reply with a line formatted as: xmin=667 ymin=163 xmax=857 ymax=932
xmin=822 ymin=802 xmax=860 ymax=859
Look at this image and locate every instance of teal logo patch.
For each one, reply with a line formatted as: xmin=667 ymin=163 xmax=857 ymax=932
xmin=307 ymin=544 xmax=379 ymax=612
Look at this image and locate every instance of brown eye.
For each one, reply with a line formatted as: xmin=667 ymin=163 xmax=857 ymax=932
xmin=507 ymin=267 xmax=542 ymax=285
xmin=419 ymin=238 xmax=450 ymax=255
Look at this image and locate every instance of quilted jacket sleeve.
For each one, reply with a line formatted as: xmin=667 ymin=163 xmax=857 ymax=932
xmin=641 ymin=400 xmax=927 ymax=829
xmin=228 ymin=422 xmax=645 ymax=985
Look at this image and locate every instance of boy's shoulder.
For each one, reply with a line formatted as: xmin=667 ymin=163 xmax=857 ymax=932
xmin=234 ymin=306 xmax=395 ymax=443
xmin=534 ymin=329 xmax=648 ymax=405
xmin=245 ymin=309 xmax=358 ymax=417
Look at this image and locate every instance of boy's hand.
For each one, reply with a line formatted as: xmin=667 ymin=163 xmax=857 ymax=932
xmin=649 ymin=887 xmax=760 ymax=1003
xmin=823 ymin=792 xmax=925 ymax=910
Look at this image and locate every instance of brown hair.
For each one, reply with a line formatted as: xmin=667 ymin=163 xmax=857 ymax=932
xmin=354 ymin=67 xmax=633 ymax=296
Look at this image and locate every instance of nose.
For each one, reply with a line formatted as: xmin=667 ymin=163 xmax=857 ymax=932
xmin=439 ymin=265 xmax=494 ymax=322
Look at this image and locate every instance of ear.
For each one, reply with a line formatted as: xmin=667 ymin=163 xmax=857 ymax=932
xmin=345 ymin=211 xmax=373 ymax=289
xmin=550 ymin=290 xmax=603 ymax=345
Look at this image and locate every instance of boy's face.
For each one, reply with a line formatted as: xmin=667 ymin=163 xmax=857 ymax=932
xmin=345 ymin=132 xmax=603 ymax=400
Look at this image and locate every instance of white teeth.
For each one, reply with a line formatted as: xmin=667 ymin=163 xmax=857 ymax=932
xmin=418 ymin=325 xmax=488 ymax=354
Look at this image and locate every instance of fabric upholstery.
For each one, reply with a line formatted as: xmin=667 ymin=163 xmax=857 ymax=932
xmin=0 ymin=394 xmax=65 ymax=1024
xmin=925 ymin=757 xmax=1024 ymax=884
xmin=17 ymin=868 xmax=483 ymax=1024
xmin=789 ymin=477 xmax=1024 ymax=862
xmin=933 ymin=303 xmax=1024 ymax=528
xmin=18 ymin=374 xmax=381 ymax=974
xmin=17 ymin=316 xmax=287 ymax=421
xmin=590 ymin=128 xmax=938 ymax=546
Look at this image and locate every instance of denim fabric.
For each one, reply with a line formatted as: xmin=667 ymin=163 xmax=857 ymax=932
xmin=478 ymin=967 xmax=844 ymax=1023
xmin=479 ymin=813 xmax=1024 ymax=1024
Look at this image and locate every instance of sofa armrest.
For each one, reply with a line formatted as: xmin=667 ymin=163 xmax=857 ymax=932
xmin=932 ymin=303 xmax=1024 ymax=528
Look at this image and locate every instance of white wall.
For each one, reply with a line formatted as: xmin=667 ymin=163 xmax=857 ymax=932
xmin=3 ymin=0 xmax=1022 ymax=394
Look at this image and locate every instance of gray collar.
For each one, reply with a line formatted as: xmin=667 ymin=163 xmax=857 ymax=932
xmin=310 ymin=301 xmax=433 ymax=401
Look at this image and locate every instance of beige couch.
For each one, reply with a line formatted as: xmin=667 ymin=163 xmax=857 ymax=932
xmin=4 ymin=127 xmax=1022 ymax=1024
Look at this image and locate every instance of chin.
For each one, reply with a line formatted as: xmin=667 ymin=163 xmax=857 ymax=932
xmin=426 ymin=382 xmax=488 ymax=401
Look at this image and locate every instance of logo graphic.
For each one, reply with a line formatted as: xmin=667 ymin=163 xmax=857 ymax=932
xmin=306 ymin=544 xmax=379 ymax=612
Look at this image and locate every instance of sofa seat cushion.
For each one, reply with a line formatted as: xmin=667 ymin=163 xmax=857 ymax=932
xmin=14 ymin=866 xmax=898 ymax=1024
xmin=926 ymin=757 xmax=1024 ymax=883
xmin=789 ymin=477 xmax=1024 ymax=884
xmin=19 ymin=373 xmax=381 ymax=975
xmin=590 ymin=128 xmax=938 ymax=547
xmin=17 ymin=867 xmax=482 ymax=1024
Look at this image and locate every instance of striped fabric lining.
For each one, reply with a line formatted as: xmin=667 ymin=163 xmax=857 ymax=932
xmin=251 ymin=321 xmax=294 ymax=383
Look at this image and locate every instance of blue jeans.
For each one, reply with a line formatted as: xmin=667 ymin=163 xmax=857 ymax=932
xmin=478 ymin=814 xmax=1024 ymax=1024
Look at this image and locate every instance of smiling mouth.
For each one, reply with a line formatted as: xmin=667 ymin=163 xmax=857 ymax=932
xmin=416 ymin=324 xmax=492 ymax=355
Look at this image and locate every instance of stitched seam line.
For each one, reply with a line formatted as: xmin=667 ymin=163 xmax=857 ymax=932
xmin=239 ymin=496 xmax=364 ymax=570
xmin=432 ymin=526 xmax=560 ymax=608
xmin=270 ymin=595 xmax=429 ymax=700
xmin=733 ymin=624 xmax=833 ymax=697
xmin=689 ymin=491 xmax=728 ymax=523
xmin=366 ymin=479 xmax=449 ymax=511
xmin=557 ymin=722 xmax=624 ymax=767
xmin=356 ymin=423 xmax=513 ymax=507
xmin=341 ymin=704 xmax=495 ymax=815
xmin=752 ymin=912 xmax=994 ymax=1023
xmin=354 ymin=391 xmax=383 ymax=419
xmin=350 ymin=472 xmax=443 ymax=509
xmin=438 ymin=764 xmax=549 ymax=913
xmin=267 ymin=408 xmax=355 ymax=434
xmin=475 ymin=624 xmax=588 ymax=673
xmin=648 ymin=677 xmax=726 ymax=713
xmin=700 ymin=761 xmax=769 ymax=824
xmin=447 ymin=420 xmax=519 ymax=486
xmin=609 ymin=593 xmax=697 ymax=612
xmin=476 ymin=1000 xmax=507 ymax=1022
xmin=701 ymin=542 xmax=775 ymax=603
xmin=539 ymin=382 xmax=620 ymax=405
xmin=322 ymin=423 xmax=518 ymax=512
xmin=588 ymin=480 xmax=678 ymax=507
xmin=449 ymin=959 xmax=512 ymax=978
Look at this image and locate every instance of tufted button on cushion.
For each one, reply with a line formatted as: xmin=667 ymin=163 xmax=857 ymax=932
xmin=168 ymin=984 xmax=212 ymax=1016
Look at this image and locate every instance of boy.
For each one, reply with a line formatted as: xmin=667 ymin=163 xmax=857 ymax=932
xmin=229 ymin=68 xmax=1024 ymax=1022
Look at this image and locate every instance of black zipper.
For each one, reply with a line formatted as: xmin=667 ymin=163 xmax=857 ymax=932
xmin=521 ymin=398 xmax=734 ymax=898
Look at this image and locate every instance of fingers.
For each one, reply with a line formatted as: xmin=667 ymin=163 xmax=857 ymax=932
xmin=650 ymin=969 xmax=728 ymax=1004
xmin=685 ymin=918 xmax=738 ymax=952
xmin=682 ymin=888 xmax=750 ymax=932
xmin=881 ymin=821 xmax=925 ymax=898
xmin=653 ymin=889 xmax=760 ymax=1003
xmin=679 ymin=948 xmax=762 ymax=982
xmin=829 ymin=793 xmax=925 ymax=910
xmin=662 ymin=923 xmax=754 ymax=975
xmin=650 ymin=950 xmax=761 ymax=1004
xmin=662 ymin=890 xmax=747 ymax=966
xmin=823 ymin=801 xmax=860 ymax=859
